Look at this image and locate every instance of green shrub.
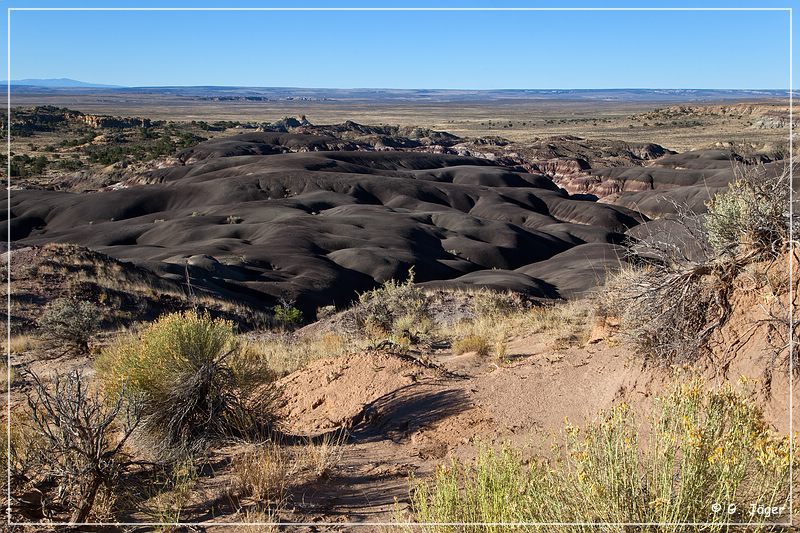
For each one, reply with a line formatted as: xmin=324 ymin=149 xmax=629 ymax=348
xmin=411 ymin=378 xmax=794 ymax=531
xmin=705 ymin=167 xmax=791 ymax=258
xmin=96 ymin=310 xmax=274 ymax=457
xmin=38 ymin=298 xmax=100 ymax=354
xmin=273 ymin=301 xmax=303 ymax=329
xmin=355 ymin=268 xmax=430 ymax=338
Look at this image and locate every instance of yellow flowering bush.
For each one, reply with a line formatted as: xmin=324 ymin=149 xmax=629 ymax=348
xmin=410 ymin=378 xmax=795 ymax=532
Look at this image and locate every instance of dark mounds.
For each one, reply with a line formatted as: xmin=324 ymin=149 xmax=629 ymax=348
xmin=176 ymin=120 xmax=465 ymax=165
xmin=424 ymin=243 xmax=628 ymax=299
xmin=261 ymin=118 xmax=463 ymax=149
xmin=525 ymin=135 xmax=672 ymax=167
xmin=177 ymin=132 xmax=361 ymax=163
xmin=451 ymin=137 xmax=787 ymax=221
xmin=6 ymin=132 xmax=646 ymax=317
xmin=596 ymin=152 xmax=790 ymax=217
xmin=452 ymin=135 xmax=673 ymax=172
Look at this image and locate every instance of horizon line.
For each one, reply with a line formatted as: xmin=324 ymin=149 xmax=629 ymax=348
xmin=5 ymin=82 xmax=794 ymax=92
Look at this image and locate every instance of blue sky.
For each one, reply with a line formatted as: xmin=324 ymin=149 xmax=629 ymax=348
xmin=2 ymin=0 xmax=797 ymax=89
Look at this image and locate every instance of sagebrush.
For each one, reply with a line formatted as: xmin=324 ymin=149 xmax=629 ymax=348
xmin=705 ymin=165 xmax=792 ymax=259
xmin=355 ymin=269 xmax=431 ymax=340
xmin=38 ymin=298 xmax=100 ymax=354
xmin=96 ymin=310 xmax=275 ymax=457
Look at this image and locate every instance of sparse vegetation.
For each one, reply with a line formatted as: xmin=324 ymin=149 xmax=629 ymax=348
xmin=6 ymin=101 xmax=796 ymax=528
xmin=468 ymin=289 xmax=527 ymax=317
xmin=272 ymin=300 xmax=304 ymax=329
xmin=525 ymin=300 xmax=594 ymax=345
xmin=601 ymin=260 xmax=720 ymax=364
xmin=602 ymin=165 xmax=793 ymax=364
xmin=447 ymin=296 xmax=591 ymax=360
xmin=410 ymin=379 xmax=795 ymax=531
xmin=5 ymin=333 xmax=40 ymax=354
xmin=299 ymin=431 xmax=345 ymax=479
xmin=243 ymin=332 xmax=368 ymax=379
xmin=145 ymin=456 xmax=199 ymax=527
xmin=230 ymin=507 xmax=281 ymax=532
xmin=452 ymin=334 xmax=491 ymax=357
xmin=231 ymin=442 xmax=291 ymax=507
xmin=230 ymin=433 xmax=344 ymax=517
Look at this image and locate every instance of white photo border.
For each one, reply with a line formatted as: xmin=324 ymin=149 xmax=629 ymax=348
xmin=4 ymin=5 xmax=794 ymax=528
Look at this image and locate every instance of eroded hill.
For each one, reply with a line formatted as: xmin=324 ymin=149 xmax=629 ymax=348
xmin=5 ymin=122 xmax=789 ymax=320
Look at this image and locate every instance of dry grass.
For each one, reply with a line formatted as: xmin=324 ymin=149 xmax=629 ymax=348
xmin=29 ymin=243 xmax=271 ymax=329
xmin=296 ymin=431 xmax=346 ymax=479
xmin=452 ymin=334 xmax=491 ymax=357
xmin=449 ymin=313 xmax=509 ymax=358
xmin=230 ymin=442 xmax=291 ymax=506
xmin=448 ymin=298 xmax=593 ymax=361
xmin=5 ymin=334 xmax=40 ymax=354
xmin=524 ymin=300 xmax=594 ymax=346
xmin=230 ymin=433 xmax=345 ymax=509
xmin=242 ymin=332 xmax=369 ymax=377
xmin=87 ymin=484 xmax=118 ymax=522
xmin=228 ymin=507 xmax=281 ymax=532
xmin=145 ymin=457 xmax=198 ymax=528
xmin=0 ymin=363 xmax=16 ymax=392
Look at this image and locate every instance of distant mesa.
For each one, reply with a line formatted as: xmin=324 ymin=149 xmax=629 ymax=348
xmin=4 ymin=83 xmax=791 ymax=102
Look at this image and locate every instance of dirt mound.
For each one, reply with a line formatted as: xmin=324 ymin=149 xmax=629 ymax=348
xmin=270 ymin=351 xmax=441 ymax=435
xmin=3 ymin=243 xmax=269 ymax=332
xmin=698 ymin=254 xmax=797 ymax=434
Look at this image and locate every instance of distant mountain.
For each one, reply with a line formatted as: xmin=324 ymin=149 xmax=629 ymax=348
xmin=4 ymin=78 xmax=123 ymax=88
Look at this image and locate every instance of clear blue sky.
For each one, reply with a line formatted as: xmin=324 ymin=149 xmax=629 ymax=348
xmin=2 ymin=0 xmax=797 ymax=89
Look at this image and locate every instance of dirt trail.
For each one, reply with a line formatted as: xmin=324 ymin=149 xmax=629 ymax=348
xmin=262 ymin=329 xmax=662 ymax=526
